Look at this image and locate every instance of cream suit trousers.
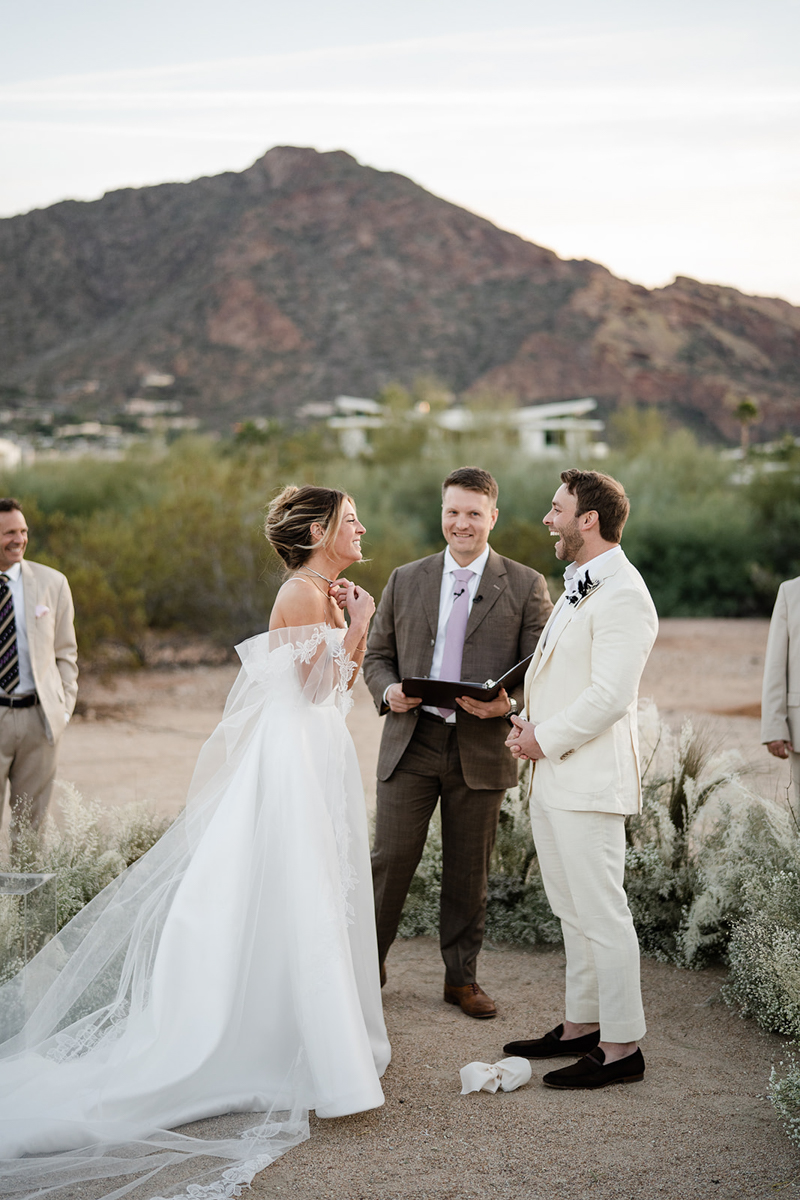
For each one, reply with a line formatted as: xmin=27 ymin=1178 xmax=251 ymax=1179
xmin=530 ymin=783 xmax=646 ymax=1043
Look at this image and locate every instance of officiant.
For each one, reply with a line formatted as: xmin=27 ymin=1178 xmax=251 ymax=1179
xmin=363 ymin=467 xmax=552 ymax=1017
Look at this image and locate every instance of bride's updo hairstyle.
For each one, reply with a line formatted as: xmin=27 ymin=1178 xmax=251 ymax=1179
xmin=265 ymin=485 xmax=350 ymax=570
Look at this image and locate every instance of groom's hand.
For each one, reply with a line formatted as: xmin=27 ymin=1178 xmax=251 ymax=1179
xmin=505 ymin=715 xmax=544 ymax=761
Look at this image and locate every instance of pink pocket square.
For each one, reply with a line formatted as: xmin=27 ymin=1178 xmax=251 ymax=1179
xmin=35 ymin=605 xmax=50 ymax=618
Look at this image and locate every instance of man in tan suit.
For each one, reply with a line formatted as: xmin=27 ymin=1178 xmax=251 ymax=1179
xmin=503 ymin=469 xmax=657 ymax=1087
xmin=762 ymin=575 xmax=800 ymax=811
xmin=0 ymin=499 xmax=78 ymax=843
xmin=364 ymin=467 xmax=552 ymax=1017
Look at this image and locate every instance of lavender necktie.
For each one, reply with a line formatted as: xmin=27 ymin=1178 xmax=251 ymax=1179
xmin=438 ymin=568 xmax=475 ymax=718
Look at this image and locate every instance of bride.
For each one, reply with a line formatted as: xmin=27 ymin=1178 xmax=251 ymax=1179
xmin=0 ymin=485 xmax=391 ymax=1199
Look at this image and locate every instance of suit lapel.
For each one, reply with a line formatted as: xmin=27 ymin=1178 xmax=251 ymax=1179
xmin=21 ymin=561 xmax=37 ymax=662
xmin=465 ymin=548 xmax=507 ymax=638
xmin=532 ymin=594 xmax=571 ymax=676
xmin=531 ymin=550 xmax=626 ymax=680
xmin=418 ymin=552 xmax=445 ymax=640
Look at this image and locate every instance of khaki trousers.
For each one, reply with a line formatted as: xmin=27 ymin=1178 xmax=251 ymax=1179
xmin=790 ymin=752 xmax=800 ymax=815
xmin=371 ymin=715 xmax=505 ymax=986
xmin=0 ymin=705 xmax=59 ymax=840
xmin=530 ymin=784 xmax=646 ymax=1044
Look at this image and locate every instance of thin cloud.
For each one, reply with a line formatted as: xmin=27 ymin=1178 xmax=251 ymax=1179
xmin=3 ymin=22 xmax=750 ymax=94
xmin=3 ymin=88 xmax=797 ymax=119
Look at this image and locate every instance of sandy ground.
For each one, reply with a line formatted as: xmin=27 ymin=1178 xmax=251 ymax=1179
xmin=46 ymin=619 xmax=800 ymax=1198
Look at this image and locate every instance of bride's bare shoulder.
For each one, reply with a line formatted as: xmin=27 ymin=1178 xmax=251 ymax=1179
xmin=269 ymin=576 xmax=329 ymax=631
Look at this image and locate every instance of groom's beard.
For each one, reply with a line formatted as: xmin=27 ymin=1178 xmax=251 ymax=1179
xmin=554 ymin=520 xmax=584 ymax=563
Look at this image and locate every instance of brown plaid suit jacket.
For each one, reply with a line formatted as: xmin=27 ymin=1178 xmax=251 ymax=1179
xmin=363 ymin=548 xmax=553 ymax=790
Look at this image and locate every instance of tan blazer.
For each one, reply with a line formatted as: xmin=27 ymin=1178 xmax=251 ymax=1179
xmin=524 ymin=550 xmax=657 ymax=815
xmin=761 ymin=576 xmax=800 ymax=746
xmin=364 ymin=548 xmax=553 ymax=790
xmin=21 ymin=560 xmax=78 ymax=744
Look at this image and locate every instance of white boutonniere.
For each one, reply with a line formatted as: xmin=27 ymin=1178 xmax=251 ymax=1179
xmin=35 ymin=604 xmax=50 ymax=618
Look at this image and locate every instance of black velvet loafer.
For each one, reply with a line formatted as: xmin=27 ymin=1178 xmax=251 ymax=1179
xmin=542 ymin=1046 xmax=645 ymax=1089
xmin=503 ymin=1023 xmax=601 ymax=1059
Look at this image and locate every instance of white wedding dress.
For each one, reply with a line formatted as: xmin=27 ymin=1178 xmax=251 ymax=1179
xmin=0 ymin=624 xmax=390 ymax=1199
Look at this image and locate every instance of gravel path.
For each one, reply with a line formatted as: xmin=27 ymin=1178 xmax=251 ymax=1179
xmin=245 ymin=937 xmax=796 ymax=1200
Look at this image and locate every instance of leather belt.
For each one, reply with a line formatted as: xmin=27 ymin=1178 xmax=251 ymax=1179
xmin=0 ymin=693 xmax=39 ymax=708
xmin=418 ymin=710 xmax=455 ymax=727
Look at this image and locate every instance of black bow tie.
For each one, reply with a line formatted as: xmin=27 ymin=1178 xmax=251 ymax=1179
xmin=567 ymin=571 xmax=595 ymax=606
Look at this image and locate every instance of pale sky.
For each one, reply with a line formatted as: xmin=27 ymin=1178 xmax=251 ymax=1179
xmin=2 ymin=0 xmax=798 ymax=303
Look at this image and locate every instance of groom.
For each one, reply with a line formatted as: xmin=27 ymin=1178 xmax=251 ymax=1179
xmin=503 ymin=469 xmax=657 ymax=1087
xmin=363 ymin=467 xmax=552 ymax=1017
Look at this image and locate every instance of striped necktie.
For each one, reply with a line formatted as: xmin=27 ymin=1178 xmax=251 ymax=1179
xmin=0 ymin=573 xmax=20 ymax=694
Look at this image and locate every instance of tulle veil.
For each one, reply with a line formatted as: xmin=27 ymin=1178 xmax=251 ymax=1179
xmin=0 ymin=624 xmax=389 ymax=1199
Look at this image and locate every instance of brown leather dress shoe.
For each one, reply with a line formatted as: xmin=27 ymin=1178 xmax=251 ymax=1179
xmin=379 ymin=962 xmax=387 ymax=988
xmin=443 ymin=982 xmax=497 ymax=1019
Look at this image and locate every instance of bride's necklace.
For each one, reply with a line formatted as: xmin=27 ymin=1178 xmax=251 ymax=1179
xmin=299 ymin=566 xmax=337 ymax=586
xmin=295 ymin=566 xmax=342 ymax=596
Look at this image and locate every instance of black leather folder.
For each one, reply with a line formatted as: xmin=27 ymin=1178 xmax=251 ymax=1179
xmin=401 ymin=653 xmax=534 ymax=708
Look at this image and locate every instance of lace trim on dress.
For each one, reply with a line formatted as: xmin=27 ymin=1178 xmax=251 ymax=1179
xmin=328 ymin=633 xmax=356 ymax=717
xmin=45 ymin=999 xmax=131 ymax=1064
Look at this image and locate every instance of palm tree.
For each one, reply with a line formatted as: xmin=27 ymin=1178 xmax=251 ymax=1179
xmin=733 ymin=396 xmax=759 ymax=454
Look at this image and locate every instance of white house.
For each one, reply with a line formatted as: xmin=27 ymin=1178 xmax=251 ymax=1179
xmin=314 ymin=394 xmax=606 ymax=459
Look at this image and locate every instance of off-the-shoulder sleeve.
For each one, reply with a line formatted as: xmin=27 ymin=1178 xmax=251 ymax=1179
xmin=236 ymin=624 xmax=355 ymax=715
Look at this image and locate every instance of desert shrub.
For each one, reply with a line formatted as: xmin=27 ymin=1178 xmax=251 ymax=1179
xmin=0 ymin=783 xmax=170 ymax=984
xmin=747 ymin=456 xmax=800 ymax=585
xmin=483 ymin=775 xmax=562 ymax=946
xmin=722 ymin=864 xmax=800 ymax=1149
xmin=770 ymin=1053 xmax=800 ymax=1149
xmin=724 ymin=870 xmax=800 ymax=1041
xmin=395 ymin=784 xmax=563 ymax=947
xmin=625 ymin=704 xmax=796 ymax=966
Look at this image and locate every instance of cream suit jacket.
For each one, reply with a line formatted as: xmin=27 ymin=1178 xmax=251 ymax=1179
xmin=21 ymin=559 xmax=78 ymax=744
xmin=523 ymin=550 xmax=658 ymax=815
xmin=761 ymin=576 xmax=800 ymax=746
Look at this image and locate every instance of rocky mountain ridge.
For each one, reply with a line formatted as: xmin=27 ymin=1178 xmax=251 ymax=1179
xmin=1 ymin=146 xmax=798 ymax=442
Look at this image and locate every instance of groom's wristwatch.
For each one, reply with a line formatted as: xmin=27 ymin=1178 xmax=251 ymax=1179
xmin=503 ymin=697 xmax=518 ymax=723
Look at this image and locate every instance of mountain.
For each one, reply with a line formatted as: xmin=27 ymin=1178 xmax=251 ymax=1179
xmin=1 ymin=145 xmax=798 ymax=441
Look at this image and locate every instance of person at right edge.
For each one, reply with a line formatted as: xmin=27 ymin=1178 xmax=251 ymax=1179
xmin=761 ymin=573 xmax=800 ymax=813
xmin=503 ymin=469 xmax=658 ymax=1088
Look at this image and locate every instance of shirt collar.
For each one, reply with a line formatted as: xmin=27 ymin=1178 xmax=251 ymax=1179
xmin=443 ymin=544 xmax=490 ymax=579
xmin=1 ymin=561 xmax=22 ymax=582
xmin=563 ymin=545 xmax=622 ymax=594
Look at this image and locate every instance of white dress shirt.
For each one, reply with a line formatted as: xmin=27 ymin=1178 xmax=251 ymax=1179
xmin=1 ymin=561 xmax=36 ymax=695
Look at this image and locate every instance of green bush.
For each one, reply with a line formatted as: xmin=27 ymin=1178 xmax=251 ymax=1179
xmin=1 ymin=419 xmax=798 ymax=663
